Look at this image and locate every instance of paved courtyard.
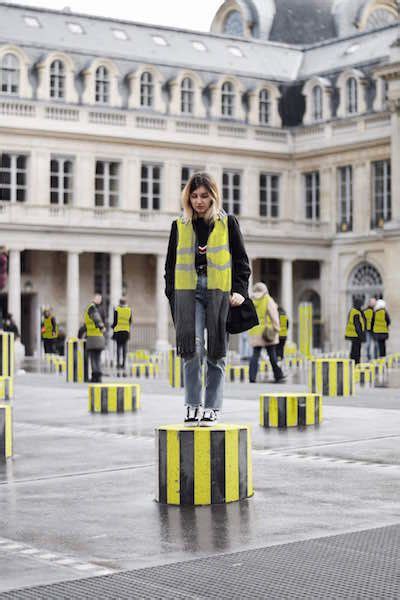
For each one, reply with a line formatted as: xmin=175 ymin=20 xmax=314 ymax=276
xmin=1 ymin=368 xmax=400 ymax=597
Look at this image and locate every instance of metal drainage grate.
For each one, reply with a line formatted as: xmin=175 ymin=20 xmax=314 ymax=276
xmin=2 ymin=524 xmax=400 ymax=599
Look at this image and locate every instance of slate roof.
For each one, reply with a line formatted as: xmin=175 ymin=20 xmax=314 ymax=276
xmin=269 ymin=0 xmax=337 ymax=44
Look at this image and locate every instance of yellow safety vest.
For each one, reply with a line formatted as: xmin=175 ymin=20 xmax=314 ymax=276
xmin=248 ymin=296 xmax=272 ymax=338
xmin=345 ymin=308 xmax=365 ymax=339
xmin=114 ymin=306 xmax=131 ymax=333
xmin=363 ymin=307 xmax=373 ymax=331
xmin=42 ymin=316 xmax=57 ymax=339
xmin=279 ymin=314 xmax=288 ymax=337
xmin=373 ymin=309 xmax=388 ymax=334
xmin=175 ymin=215 xmax=231 ymax=292
xmin=84 ymin=303 xmax=103 ymax=337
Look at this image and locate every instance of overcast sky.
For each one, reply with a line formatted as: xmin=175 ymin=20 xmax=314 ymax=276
xmin=5 ymin=0 xmax=222 ymax=31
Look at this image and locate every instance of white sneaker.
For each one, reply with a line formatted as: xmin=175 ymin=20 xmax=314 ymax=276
xmin=200 ymin=409 xmax=219 ymax=427
xmin=184 ymin=406 xmax=201 ymax=427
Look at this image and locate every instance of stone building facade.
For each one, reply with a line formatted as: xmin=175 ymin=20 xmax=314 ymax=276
xmin=0 ymin=0 xmax=400 ymax=354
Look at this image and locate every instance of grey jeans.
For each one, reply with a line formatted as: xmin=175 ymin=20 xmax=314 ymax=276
xmin=183 ymin=275 xmax=226 ymax=410
xmin=366 ymin=331 xmax=377 ymax=361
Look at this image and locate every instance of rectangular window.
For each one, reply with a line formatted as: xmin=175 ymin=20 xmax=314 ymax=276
xmin=0 ymin=153 xmax=27 ymax=202
xmin=372 ymin=160 xmax=391 ymax=227
xmin=95 ymin=160 xmax=119 ymax=207
xmin=304 ymin=171 xmax=320 ymax=221
xmin=141 ymin=163 xmax=162 ymax=211
xmin=50 ymin=157 xmax=73 ymax=205
xmin=337 ymin=166 xmax=352 ymax=232
xmin=259 ymin=173 xmax=280 ymax=218
xmin=222 ymin=170 xmax=241 ymax=216
xmin=181 ymin=166 xmax=205 ymax=191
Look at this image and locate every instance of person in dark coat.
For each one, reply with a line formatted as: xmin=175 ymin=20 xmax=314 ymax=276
xmin=84 ymin=293 xmax=106 ymax=383
xmin=345 ymin=298 xmax=365 ymax=364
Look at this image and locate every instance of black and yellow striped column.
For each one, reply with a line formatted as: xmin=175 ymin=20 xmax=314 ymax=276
xmin=168 ymin=349 xmax=184 ymax=388
xmin=260 ymin=393 xmax=322 ymax=428
xmin=284 ymin=357 xmax=304 ymax=370
xmin=299 ymin=303 xmax=313 ymax=358
xmin=88 ymin=383 xmax=140 ymax=413
xmin=371 ymin=359 xmax=388 ymax=384
xmin=156 ymin=424 xmax=253 ymax=505
xmin=0 ymin=377 xmax=13 ymax=401
xmin=66 ymin=338 xmax=89 ymax=383
xmin=131 ymin=362 xmax=158 ymax=378
xmin=308 ymin=358 xmax=355 ymax=396
xmin=0 ymin=332 xmax=14 ymax=378
xmin=226 ymin=365 xmax=249 ymax=383
xmin=0 ymin=404 xmax=12 ymax=458
xmin=355 ymin=365 xmax=374 ymax=388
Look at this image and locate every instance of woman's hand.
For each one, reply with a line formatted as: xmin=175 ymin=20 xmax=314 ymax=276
xmin=230 ymin=292 xmax=245 ymax=307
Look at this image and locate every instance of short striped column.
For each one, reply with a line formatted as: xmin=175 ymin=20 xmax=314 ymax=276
xmin=260 ymin=393 xmax=322 ymax=428
xmin=308 ymin=358 xmax=355 ymax=396
xmin=284 ymin=342 xmax=297 ymax=357
xmin=371 ymin=359 xmax=388 ymax=385
xmin=0 ymin=404 xmax=12 ymax=458
xmin=131 ymin=362 xmax=158 ymax=378
xmin=355 ymin=364 xmax=374 ymax=388
xmin=0 ymin=377 xmax=13 ymax=401
xmin=89 ymin=383 xmax=140 ymax=413
xmin=156 ymin=424 xmax=253 ymax=505
xmin=168 ymin=349 xmax=184 ymax=388
xmin=54 ymin=357 xmax=66 ymax=375
xmin=285 ymin=357 xmax=304 ymax=370
xmin=258 ymin=360 xmax=270 ymax=380
xmin=128 ymin=349 xmax=150 ymax=362
xmin=0 ymin=332 xmax=14 ymax=378
xmin=66 ymin=338 xmax=89 ymax=383
xmin=226 ymin=365 xmax=249 ymax=383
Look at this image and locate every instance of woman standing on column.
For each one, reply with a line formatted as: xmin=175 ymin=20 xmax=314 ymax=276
xmin=165 ymin=172 xmax=250 ymax=426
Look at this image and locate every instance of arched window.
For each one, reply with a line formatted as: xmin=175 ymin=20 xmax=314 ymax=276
xmin=346 ymin=77 xmax=358 ymax=114
xmin=259 ymin=89 xmax=270 ymax=125
xmin=95 ymin=65 xmax=110 ymax=104
xmin=140 ymin=71 xmax=153 ymax=108
xmin=0 ymin=53 xmax=19 ymax=95
xmin=348 ymin=262 xmax=383 ymax=306
xmin=181 ymin=77 xmax=194 ymax=114
xmin=221 ymin=81 xmax=235 ymax=117
xmin=223 ymin=10 xmax=244 ymax=36
xmin=312 ymin=85 xmax=323 ymax=121
xmin=50 ymin=60 xmax=65 ymax=100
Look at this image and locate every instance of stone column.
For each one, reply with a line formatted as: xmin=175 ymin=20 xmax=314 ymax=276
xmin=8 ymin=249 xmax=21 ymax=333
xmin=281 ymin=259 xmax=293 ymax=341
xmin=67 ymin=252 xmax=80 ymax=337
xmin=155 ymin=253 xmax=169 ymax=351
xmin=110 ymin=253 xmax=123 ymax=311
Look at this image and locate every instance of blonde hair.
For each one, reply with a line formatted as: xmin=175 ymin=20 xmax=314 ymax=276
xmin=181 ymin=172 xmax=222 ymax=223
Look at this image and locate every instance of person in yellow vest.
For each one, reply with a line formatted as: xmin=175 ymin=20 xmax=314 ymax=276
xmin=371 ymin=298 xmax=391 ymax=357
xmin=84 ymin=292 xmax=106 ymax=383
xmin=345 ymin=298 xmax=366 ymax=364
xmin=248 ymin=283 xmax=285 ymax=383
xmin=363 ymin=297 xmax=377 ymax=361
xmin=165 ymin=172 xmax=250 ymax=426
xmin=277 ymin=306 xmax=289 ymax=361
xmin=41 ymin=308 xmax=57 ymax=354
xmin=112 ymin=298 xmax=132 ymax=376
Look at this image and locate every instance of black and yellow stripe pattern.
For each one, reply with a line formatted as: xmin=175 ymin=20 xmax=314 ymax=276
xmin=88 ymin=383 xmax=140 ymax=413
xmin=386 ymin=353 xmax=400 ymax=368
xmin=285 ymin=357 xmax=304 ymax=369
xmin=260 ymin=393 xmax=322 ymax=428
xmin=355 ymin=364 xmax=374 ymax=387
xmin=226 ymin=365 xmax=249 ymax=383
xmin=156 ymin=424 xmax=253 ymax=505
xmin=128 ymin=350 xmax=150 ymax=362
xmin=66 ymin=338 xmax=89 ymax=383
xmin=0 ymin=332 xmax=14 ymax=378
xmin=168 ymin=349 xmax=184 ymax=388
xmin=131 ymin=362 xmax=158 ymax=378
xmin=0 ymin=404 xmax=12 ymax=458
xmin=309 ymin=359 xmax=355 ymax=396
xmin=0 ymin=377 xmax=13 ymax=401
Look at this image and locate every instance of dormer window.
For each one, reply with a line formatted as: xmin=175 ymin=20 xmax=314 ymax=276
xmin=67 ymin=22 xmax=84 ymax=34
xmin=346 ymin=77 xmax=358 ymax=114
xmin=221 ymin=81 xmax=235 ymax=117
xmin=152 ymin=35 xmax=167 ymax=46
xmin=0 ymin=53 xmax=19 ymax=95
xmin=223 ymin=10 xmax=244 ymax=36
xmin=95 ymin=66 xmax=109 ymax=104
xmin=140 ymin=71 xmax=153 ymax=107
xmin=259 ymin=89 xmax=270 ymax=125
xmin=23 ymin=15 xmax=41 ymax=28
xmin=112 ymin=28 xmax=129 ymax=41
xmin=50 ymin=60 xmax=65 ymax=100
xmin=312 ymin=85 xmax=323 ymax=121
xmin=181 ymin=77 xmax=194 ymax=114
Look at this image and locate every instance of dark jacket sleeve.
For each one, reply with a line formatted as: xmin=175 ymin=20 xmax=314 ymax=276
xmin=51 ymin=317 xmax=57 ymax=336
xmin=112 ymin=310 xmax=117 ymax=329
xmin=88 ymin=304 xmax=104 ymax=330
xmin=386 ymin=311 xmax=391 ymax=327
xmin=164 ymin=220 xmax=177 ymax=300
xmin=228 ymin=215 xmax=251 ymax=298
xmin=354 ymin=314 xmax=365 ymax=341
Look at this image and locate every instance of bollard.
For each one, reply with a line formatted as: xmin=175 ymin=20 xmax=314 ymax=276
xmin=355 ymin=365 xmax=374 ymax=388
xmin=88 ymin=383 xmax=140 ymax=413
xmin=284 ymin=357 xmax=304 ymax=370
xmin=0 ymin=404 xmax=12 ymax=458
xmin=66 ymin=338 xmax=89 ymax=383
xmin=0 ymin=332 xmax=14 ymax=378
xmin=371 ymin=359 xmax=388 ymax=386
xmin=0 ymin=377 xmax=13 ymax=401
xmin=299 ymin=303 xmax=313 ymax=358
xmin=155 ymin=424 xmax=253 ymax=505
xmin=128 ymin=349 xmax=150 ymax=363
xmin=260 ymin=393 xmax=322 ymax=428
xmin=131 ymin=362 xmax=158 ymax=378
xmin=309 ymin=358 xmax=355 ymax=396
xmin=168 ymin=349 xmax=184 ymax=388
xmin=226 ymin=365 xmax=249 ymax=383
xmin=284 ymin=342 xmax=297 ymax=357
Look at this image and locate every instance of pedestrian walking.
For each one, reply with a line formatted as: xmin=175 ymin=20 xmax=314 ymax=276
xmin=345 ymin=298 xmax=365 ymax=364
xmin=41 ymin=308 xmax=57 ymax=354
xmin=84 ymin=293 xmax=106 ymax=383
xmin=372 ymin=299 xmax=391 ymax=357
xmin=363 ymin=297 xmax=378 ymax=361
xmin=248 ymin=283 xmax=285 ymax=383
xmin=165 ymin=172 xmax=251 ymax=426
xmin=277 ymin=306 xmax=289 ymax=361
xmin=3 ymin=313 xmax=19 ymax=339
xmin=112 ymin=298 xmax=132 ymax=376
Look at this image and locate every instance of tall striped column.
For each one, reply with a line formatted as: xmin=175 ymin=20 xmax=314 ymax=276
xmin=156 ymin=424 xmax=253 ymax=505
xmin=66 ymin=338 xmax=89 ymax=383
xmin=0 ymin=404 xmax=12 ymax=458
xmin=168 ymin=349 xmax=184 ymax=388
xmin=89 ymin=383 xmax=140 ymax=413
xmin=299 ymin=303 xmax=313 ymax=358
xmin=0 ymin=332 xmax=14 ymax=378
xmin=260 ymin=393 xmax=322 ymax=428
xmin=309 ymin=358 xmax=355 ymax=396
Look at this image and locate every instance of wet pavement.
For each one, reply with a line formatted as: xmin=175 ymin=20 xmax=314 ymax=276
xmin=1 ymin=370 xmax=400 ymax=595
